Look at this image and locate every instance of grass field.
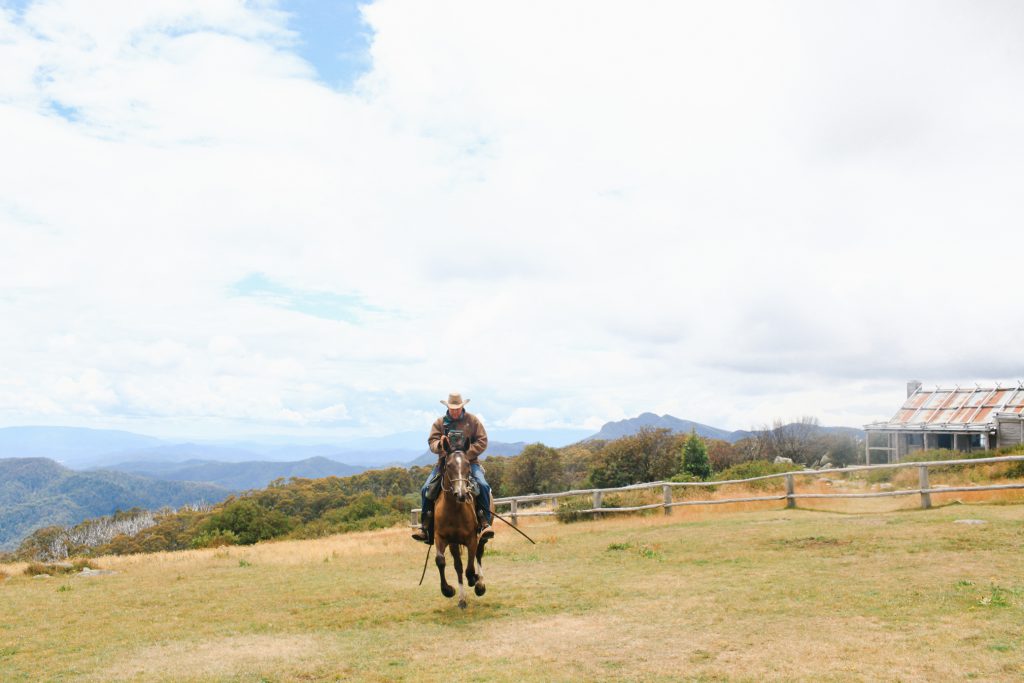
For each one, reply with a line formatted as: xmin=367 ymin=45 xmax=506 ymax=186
xmin=2 ymin=496 xmax=1023 ymax=682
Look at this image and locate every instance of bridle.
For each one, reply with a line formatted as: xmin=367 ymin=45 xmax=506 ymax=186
xmin=440 ymin=450 xmax=474 ymax=504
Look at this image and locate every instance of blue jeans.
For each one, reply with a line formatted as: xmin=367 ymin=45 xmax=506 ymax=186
xmin=420 ymin=462 xmax=492 ymax=523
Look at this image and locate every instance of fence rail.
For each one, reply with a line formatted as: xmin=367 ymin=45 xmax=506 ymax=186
xmin=411 ymin=455 xmax=1024 ymax=526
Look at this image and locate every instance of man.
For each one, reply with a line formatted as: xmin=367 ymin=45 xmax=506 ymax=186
xmin=411 ymin=392 xmax=493 ymax=544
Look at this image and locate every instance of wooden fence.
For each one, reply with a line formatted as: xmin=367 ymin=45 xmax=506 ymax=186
xmin=411 ymin=455 xmax=1024 ymax=526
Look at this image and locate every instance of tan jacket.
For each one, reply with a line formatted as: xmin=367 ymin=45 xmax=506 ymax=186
xmin=428 ymin=411 xmax=488 ymax=462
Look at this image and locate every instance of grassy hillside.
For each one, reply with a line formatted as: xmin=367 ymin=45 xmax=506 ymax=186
xmin=0 ymin=458 xmax=229 ymax=550
xmin=1 ymin=497 xmax=1022 ymax=681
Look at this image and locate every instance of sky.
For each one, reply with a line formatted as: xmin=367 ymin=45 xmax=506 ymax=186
xmin=2 ymin=0 xmax=1024 ymax=441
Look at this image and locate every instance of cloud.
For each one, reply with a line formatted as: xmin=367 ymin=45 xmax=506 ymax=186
xmin=2 ymin=1 xmax=1024 ymax=438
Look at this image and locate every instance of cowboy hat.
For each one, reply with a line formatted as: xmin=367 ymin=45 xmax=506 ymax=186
xmin=440 ymin=392 xmax=470 ymax=409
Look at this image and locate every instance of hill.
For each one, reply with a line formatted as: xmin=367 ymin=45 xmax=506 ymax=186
xmin=101 ymin=456 xmax=367 ymax=491
xmin=0 ymin=426 xmax=164 ymax=468
xmin=0 ymin=458 xmax=230 ymax=550
xmin=408 ymin=440 xmax=528 ymax=467
xmin=586 ymin=413 xmax=864 ymax=443
xmin=588 ymin=413 xmax=744 ymax=442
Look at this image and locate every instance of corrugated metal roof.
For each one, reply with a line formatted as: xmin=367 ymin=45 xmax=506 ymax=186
xmin=868 ymin=385 xmax=1024 ymax=431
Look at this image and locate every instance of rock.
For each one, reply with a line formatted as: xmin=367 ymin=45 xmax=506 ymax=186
xmin=954 ymin=519 xmax=987 ymax=525
xmin=52 ymin=562 xmax=74 ymax=571
xmin=774 ymin=456 xmax=794 ymax=465
xmin=77 ymin=567 xmax=117 ymax=577
xmin=880 ymin=483 xmax=894 ymax=490
xmin=32 ymin=573 xmax=51 ymax=579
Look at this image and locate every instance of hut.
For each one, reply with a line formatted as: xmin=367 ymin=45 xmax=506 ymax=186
xmin=864 ymin=380 xmax=1024 ymax=463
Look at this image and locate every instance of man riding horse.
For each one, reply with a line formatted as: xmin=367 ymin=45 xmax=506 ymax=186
xmin=411 ymin=393 xmax=493 ymax=544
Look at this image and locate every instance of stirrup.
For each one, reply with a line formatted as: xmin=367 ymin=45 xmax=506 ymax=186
xmin=478 ymin=523 xmax=493 ymax=541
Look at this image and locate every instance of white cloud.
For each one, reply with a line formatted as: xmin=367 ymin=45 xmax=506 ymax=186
xmin=2 ymin=0 xmax=1024 ymax=439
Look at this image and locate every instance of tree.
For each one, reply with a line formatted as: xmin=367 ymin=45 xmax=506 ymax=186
xmin=681 ymin=429 xmax=712 ymax=480
xmin=506 ymin=444 xmax=564 ymax=495
xmin=706 ymin=439 xmax=741 ymax=471
xmin=198 ymin=498 xmax=294 ymax=545
xmin=589 ymin=427 xmax=683 ymax=488
xmin=753 ymin=417 xmax=821 ymax=465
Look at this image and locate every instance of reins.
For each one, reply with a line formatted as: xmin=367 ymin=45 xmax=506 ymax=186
xmin=439 ymin=452 xmax=474 ymax=504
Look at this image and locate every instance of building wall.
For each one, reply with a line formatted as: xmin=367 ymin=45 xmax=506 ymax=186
xmin=997 ymin=418 xmax=1024 ymax=448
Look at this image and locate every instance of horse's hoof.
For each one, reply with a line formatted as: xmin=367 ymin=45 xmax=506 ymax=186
xmin=474 ymin=583 xmax=486 ymax=596
xmin=458 ymin=600 xmax=467 ymax=610
xmin=441 ymin=585 xmax=455 ymax=598
xmin=467 ymin=573 xmax=477 ymax=587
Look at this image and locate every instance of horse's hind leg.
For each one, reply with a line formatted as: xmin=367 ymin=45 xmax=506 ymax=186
xmin=451 ymin=544 xmax=467 ymax=610
xmin=436 ymin=541 xmax=455 ymax=599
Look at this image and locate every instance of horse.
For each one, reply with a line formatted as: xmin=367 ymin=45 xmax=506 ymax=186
xmin=433 ymin=449 xmax=492 ymax=609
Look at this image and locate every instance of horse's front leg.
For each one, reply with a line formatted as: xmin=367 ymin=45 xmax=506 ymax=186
xmin=435 ymin=540 xmax=455 ymax=599
xmin=451 ymin=543 xmax=467 ymax=610
xmin=466 ymin=535 xmax=479 ymax=587
xmin=469 ymin=534 xmax=486 ymax=596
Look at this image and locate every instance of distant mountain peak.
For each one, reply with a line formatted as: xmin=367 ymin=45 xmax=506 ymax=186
xmin=587 ymin=414 xmax=742 ymax=443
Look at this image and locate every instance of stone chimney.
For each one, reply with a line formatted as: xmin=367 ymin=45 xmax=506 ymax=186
xmin=907 ymin=380 xmax=923 ymax=398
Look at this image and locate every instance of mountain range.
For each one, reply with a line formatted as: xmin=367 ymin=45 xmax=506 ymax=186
xmin=0 ymin=457 xmax=229 ymax=551
xmin=587 ymin=413 xmax=863 ymax=443
xmin=0 ymin=416 xmax=864 ymax=551
xmin=99 ymin=456 xmax=368 ymax=491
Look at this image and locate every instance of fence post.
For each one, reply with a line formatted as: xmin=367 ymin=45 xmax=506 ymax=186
xmin=919 ymin=465 xmax=932 ymax=509
xmin=663 ymin=485 xmax=672 ymax=516
xmin=785 ymin=474 xmax=795 ymax=509
xmin=510 ymin=499 xmax=519 ymax=526
xmin=593 ymin=490 xmax=603 ymax=515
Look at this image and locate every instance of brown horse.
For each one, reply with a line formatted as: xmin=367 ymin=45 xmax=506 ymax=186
xmin=433 ymin=450 xmax=491 ymax=609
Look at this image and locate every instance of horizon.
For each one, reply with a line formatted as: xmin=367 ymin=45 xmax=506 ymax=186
xmin=3 ymin=2 xmax=1023 ymax=439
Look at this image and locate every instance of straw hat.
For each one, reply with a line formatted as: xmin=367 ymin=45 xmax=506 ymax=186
xmin=440 ymin=392 xmax=470 ymax=409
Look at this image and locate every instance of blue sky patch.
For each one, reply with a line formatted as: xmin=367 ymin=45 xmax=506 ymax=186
xmin=231 ymin=273 xmax=376 ymax=322
xmin=278 ymin=0 xmax=373 ymax=90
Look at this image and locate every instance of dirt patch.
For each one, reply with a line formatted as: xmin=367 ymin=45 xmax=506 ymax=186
xmin=772 ymin=535 xmax=851 ymax=549
xmin=88 ymin=634 xmax=325 ymax=682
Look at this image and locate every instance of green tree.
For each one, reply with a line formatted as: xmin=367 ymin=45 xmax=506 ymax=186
xmin=198 ymin=498 xmax=294 ymax=545
xmin=506 ymin=444 xmax=564 ymax=495
xmin=589 ymin=428 xmax=683 ymax=488
xmin=682 ymin=429 xmax=712 ymax=480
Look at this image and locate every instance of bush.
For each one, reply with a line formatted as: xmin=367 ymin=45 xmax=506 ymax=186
xmin=555 ymin=496 xmax=600 ymax=524
xmin=23 ymin=560 xmax=96 ymax=576
xmin=190 ymin=529 xmax=240 ymax=549
xmin=714 ymin=460 xmax=800 ymax=491
xmin=1006 ymin=460 xmax=1024 ymax=479
xmin=197 ymin=499 xmax=295 ymax=545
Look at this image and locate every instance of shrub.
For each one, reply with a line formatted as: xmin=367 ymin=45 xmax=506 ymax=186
xmin=714 ymin=460 xmax=800 ymax=491
xmin=23 ymin=560 xmax=95 ymax=576
xmin=196 ymin=499 xmax=294 ymax=545
xmin=555 ymin=497 xmax=592 ymax=524
xmin=190 ymin=529 xmax=240 ymax=549
xmin=1006 ymin=460 xmax=1024 ymax=479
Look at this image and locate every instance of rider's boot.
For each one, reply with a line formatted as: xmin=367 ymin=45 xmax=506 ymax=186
xmin=477 ymin=508 xmax=494 ymax=542
xmin=411 ymin=510 xmax=433 ymax=544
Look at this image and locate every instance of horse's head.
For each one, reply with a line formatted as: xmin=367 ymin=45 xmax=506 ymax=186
xmin=443 ymin=450 xmax=473 ymax=503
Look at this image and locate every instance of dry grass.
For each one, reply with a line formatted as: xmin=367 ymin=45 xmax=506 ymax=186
xmin=2 ymin=497 xmax=1023 ymax=682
